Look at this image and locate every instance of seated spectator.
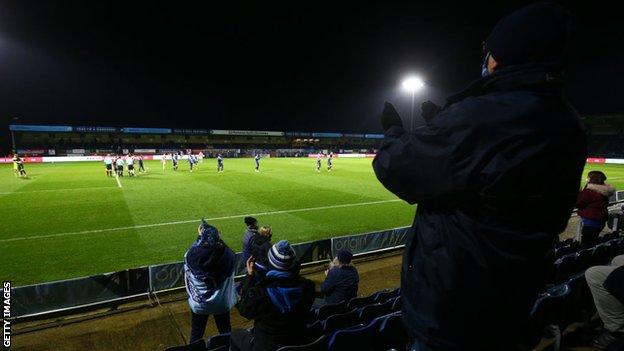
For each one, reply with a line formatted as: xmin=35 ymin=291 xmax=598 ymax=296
xmin=184 ymin=220 xmax=237 ymax=343
xmin=318 ymin=250 xmax=359 ymax=306
xmin=586 ymin=255 xmax=624 ymax=349
xmin=577 ymin=171 xmax=615 ymax=248
xmin=231 ymin=240 xmax=316 ymax=351
xmin=241 ymin=216 xmax=259 ymax=262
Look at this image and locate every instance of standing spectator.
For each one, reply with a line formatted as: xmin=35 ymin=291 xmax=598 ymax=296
xmin=318 ymin=250 xmax=359 ymax=305
xmin=231 ymin=240 xmax=316 ymax=351
xmin=249 ymin=226 xmax=274 ymax=278
xmin=372 ymin=3 xmax=586 ymax=350
xmin=586 ymin=255 xmax=624 ymax=349
xmin=577 ymin=171 xmax=615 ymax=248
xmin=241 ymin=216 xmax=259 ymax=262
xmin=184 ymin=220 xmax=237 ymax=343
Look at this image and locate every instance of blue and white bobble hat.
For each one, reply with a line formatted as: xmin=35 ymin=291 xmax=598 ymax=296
xmin=268 ymin=240 xmax=297 ymax=271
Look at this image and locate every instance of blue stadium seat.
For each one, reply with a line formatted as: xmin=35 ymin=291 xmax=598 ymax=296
xmin=276 ymin=335 xmax=327 ymax=351
xmin=391 ymin=296 xmax=402 ymax=312
xmin=327 ymin=318 xmax=383 ymax=351
xmin=566 ymin=272 xmax=596 ymax=318
xmin=358 ymin=299 xmax=394 ymax=323
xmin=316 ymin=300 xmax=348 ymax=321
xmin=577 ymin=248 xmax=593 ymax=271
xmin=591 ymin=244 xmax=609 ymax=266
xmin=372 ymin=289 xmax=396 ymax=303
xmin=206 ymin=346 xmax=226 ymax=351
xmin=347 ymin=294 xmax=377 ymax=310
xmin=376 ymin=312 xmax=408 ymax=351
xmin=206 ymin=332 xmax=230 ymax=350
xmin=165 ymin=339 xmax=206 ymax=351
xmin=554 ymin=254 xmax=580 ymax=284
xmin=305 ymin=320 xmax=324 ymax=341
xmin=529 ymin=284 xmax=571 ymax=350
xmin=323 ymin=309 xmax=361 ymax=333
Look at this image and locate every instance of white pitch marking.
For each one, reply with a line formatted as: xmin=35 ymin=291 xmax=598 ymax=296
xmin=0 ymin=199 xmax=403 ymax=243
xmin=114 ymin=174 xmax=123 ymax=188
xmin=0 ymin=186 xmax=118 ymax=195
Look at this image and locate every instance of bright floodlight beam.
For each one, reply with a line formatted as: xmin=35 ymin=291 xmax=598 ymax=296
xmin=401 ymin=76 xmax=425 ymax=131
xmin=402 ymin=76 xmax=425 ymax=92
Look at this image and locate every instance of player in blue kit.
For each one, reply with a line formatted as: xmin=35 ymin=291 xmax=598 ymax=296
xmin=217 ymin=154 xmax=224 ymax=172
xmin=172 ymin=153 xmax=179 ymax=171
xmin=316 ymin=154 xmax=322 ymax=172
xmin=327 ymin=152 xmax=333 ymax=172
xmin=254 ymin=154 xmax=260 ymax=172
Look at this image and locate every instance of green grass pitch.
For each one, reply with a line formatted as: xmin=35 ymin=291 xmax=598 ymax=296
xmin=0 ymin=158 xmax=415 ymax=286
xmin=2 ymin=158 xmax=624 ymax=287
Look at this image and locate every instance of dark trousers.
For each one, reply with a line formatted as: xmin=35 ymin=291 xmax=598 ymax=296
xmin=190 ymin=311 xmax=231 ymax=343
xmin=581 ymin=225 xmax=604 ymax=248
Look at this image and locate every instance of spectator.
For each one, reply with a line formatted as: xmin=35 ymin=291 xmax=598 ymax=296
xmin=372 ymin=3 xmax=587 ymax=350
xmin=577 ymin=171 xmax=615 ymax=248
xmin=242 ymin=216 xmax=259 ymax=262
xmin=318 ymin=250 xmax=359 ymax=306
xmin=586 ymin=255 xmax=624 ymax=349
xmin=249 ymin=226 xmax=274 ymax=278
xmin=231 ymin=240 xmax=316 ymax=351
xmin=184 ymin=220 xmax=237 ymax=343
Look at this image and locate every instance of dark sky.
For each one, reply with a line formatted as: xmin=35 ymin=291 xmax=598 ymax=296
xmin=0 ymin=1 xmax=622 ymax=137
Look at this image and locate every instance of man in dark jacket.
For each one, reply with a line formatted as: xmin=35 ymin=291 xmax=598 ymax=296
xmin=373 ymin=3 xmax=587 ymax=350
xmin=231 ymin=240 xmax=316 ymax=351
xmin=320 ymin=250 xmax=359 ymax=305
xmin=241 ymin=216 xmax=259 ymax=262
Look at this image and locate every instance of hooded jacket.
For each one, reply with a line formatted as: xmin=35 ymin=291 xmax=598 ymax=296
xmin=242 ymin=226 xmax=259 ymax=262
xmin=373 ymin=63 xmax=587 ymax=349
xmin=236 ymin=270 xmax=315 ymax=351
xmin=577 ymin=183 xmax=615 ymax=223
xmin=184 ymin=239 xmax=237 ymax=315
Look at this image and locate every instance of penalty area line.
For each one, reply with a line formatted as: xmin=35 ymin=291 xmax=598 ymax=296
xmin=0 ymin=199 xmax=403 ymax=243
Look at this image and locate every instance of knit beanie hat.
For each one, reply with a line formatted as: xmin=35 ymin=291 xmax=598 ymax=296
xmin=485 ymin=2 xmax=570 ymax=66
xmin=268 ymin=240 xmax=297 ymax=271
xmin=198 ymin=219 xmax=219 ymax=247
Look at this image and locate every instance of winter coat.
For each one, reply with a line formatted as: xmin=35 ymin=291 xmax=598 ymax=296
xmin=373 ymin=63 xmax=587 ymax=349
xmin=577 ymin=183 xmax=615 ymax=223
xmin=320 ymin=265 xmax=359 ymax=304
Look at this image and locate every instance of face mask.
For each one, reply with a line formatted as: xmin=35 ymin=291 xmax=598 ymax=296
xmin=481 ymin=52 xmax=491 ymax=77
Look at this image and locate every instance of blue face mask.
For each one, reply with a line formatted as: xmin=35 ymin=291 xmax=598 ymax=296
xmin=481 ymin=52 xmax=491 ymax=77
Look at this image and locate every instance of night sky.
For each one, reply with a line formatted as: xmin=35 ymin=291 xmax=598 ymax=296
xmin=0 ymin=1 xmax=622 ymax=142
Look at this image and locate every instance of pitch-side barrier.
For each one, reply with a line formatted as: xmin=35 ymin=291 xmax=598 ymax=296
xmin=8 ymin=226 xmax=410 ymax=320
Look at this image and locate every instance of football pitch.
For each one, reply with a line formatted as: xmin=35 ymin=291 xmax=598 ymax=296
xmin=0 ymin=157 xmax=415 ymax=286
xmin=2 ymin=158 xmax=624 ymax=287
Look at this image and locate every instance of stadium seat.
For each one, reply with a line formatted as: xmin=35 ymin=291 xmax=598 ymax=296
xmin=164 ymin=339 xmax=206 ymax=351
xmin=276 ymin=335 xmax=327 ymax=351
xmin=529 ymin=284 xmax=571 ymax=350
xmin=391 ymin=296 xmax=402 ymax=312
xmin=205 ymin=332 xmax=230 ymax=350
xmin=555 ymin=241 xmax=580 ymax=258
xmin=577 ymin=248 xmax=593 ymax=271
xmin=376 ymin=312 xmax=408 ymax=351
xmin=206 ymin=346 xmax=227 ymax=351
xmin=372 ymin=289 xmax=396 ymax=303
xmin=305 ymin=320 xmax=324 ymax=341
xmin=316 ymin=300 xmax=348 ymax=321
xmin=347 ymin=294 xmax=377 ymax=310
xmin=323 ymin=309 xmax=361 ymax=334
xmin=358 ymin=299 xmax=394 ymax=324
xmin=327 ymin=318 xmax=383 ymax=351
xmin=591 ymin=244 xmax=609 ymax=266
xmin=554 ymin=254 xmax=580 ymax=284
xmin=566 ymin=272 xmax=596 ymax=318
